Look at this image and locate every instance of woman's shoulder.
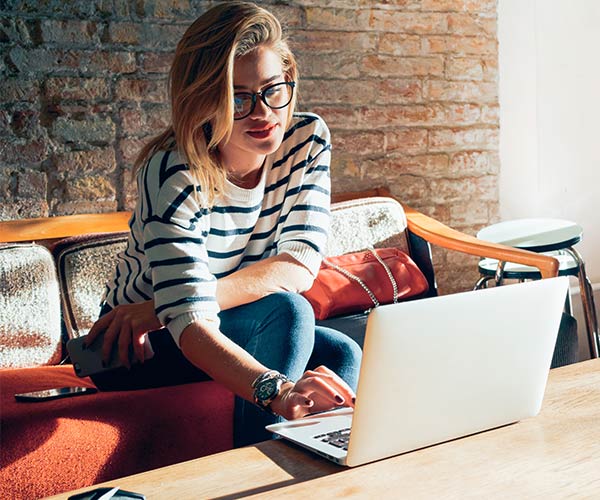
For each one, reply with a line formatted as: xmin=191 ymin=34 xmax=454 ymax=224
xmin=144 ymin=148 xmax=189 ymax=174
xmin=286 ymin=112 xmax=330 ymax=142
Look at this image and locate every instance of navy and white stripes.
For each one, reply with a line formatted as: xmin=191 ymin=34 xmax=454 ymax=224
xmin=103 ymin=112 xmax=331 ymax=346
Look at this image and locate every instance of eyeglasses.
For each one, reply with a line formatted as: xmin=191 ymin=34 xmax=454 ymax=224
xmin=233 ymin=81 xmax=296 ymax=120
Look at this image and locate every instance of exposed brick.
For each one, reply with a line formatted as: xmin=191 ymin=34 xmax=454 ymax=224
xmin=423 ymin=0 xmax=497 ymax=13
xmin=0 ymin=0 xmax=500 ymax=296
xmin=359 ymin=10 xmax=448 ymax=34
xmin=447 ymin=13 xmax=497 ymax=37
xmin=449 ymin=200 xmax=495 ymax=226
xmin=290 ymin=30 xmax=377 ymax=53
xmin=136 ymin=0 xmax=194 ymax=19
xmin=41 ymin=19 xmax=101 ymax=46
xmin=442 ymin=103 xmax=482 ymax=125
xmin=376 ymin=79 xmax=423 ymax=104
xmin=446 ymin=57 xmax=484 ymax=81
xmin=108 ymin=22 xmax=142 ymax=45
xmin=10 ymin=48 xmax=136 ymax=74
xmin=15 ymin=169 xmax=47 ymax=198
xmin=0 ymin=200 xmax=49 ymax=219
xmin=357 ymin=0 xmax=422 ymax=8
xmin=51 ymin=200 xmax=118 ymax=216
xmin=427 ymin=174 xmax=498 ymax=203
xmin=115 ymin=78 xmax=168 ymax=103
xmin=300 ymin=79 xmax=422 ymax=105
xmin=464 ymin=0 xmax=497 ymax=13
xmin=424 ymin=80 xmax=497 ymax=102
xmin=64 ymin=50 xmax=137 ymax=74
xmin=304 ymin=8 xmax=363 ymax=31
xmin=0 ymin=111 xmax=10 ymax=134
xmin=429 ymin=127 xmax=499 ymax=152
xmin=119 ymin=166 xmax=138 ymax=210
xmin=378 ymin=33 xmax=421 ymax=56
xmin=268 ymin=4 xmax=303 ymax=28
xmin=379 ymin=153 xmax=450 ymax=178
xmin=0 ymin=139 xmax=48 ymax=164
xmin=54 ymin=148 xmax=117 ymax=175
xmin=0 ymin=169 xmax=14 ymax=199
xmin=360 ymin=104 xmax=446 ymax=128
xmin=362 ymin=55 xmax=444 ymax=77
xmin=10 ymin=109 xmax=41 ymax=138
xmin=422 ymin=35 xmax=497 ymax=55
xmin=119 ymin=104 xmax=171 ymax=136
xmin=140 ymin=52 xmax=173 ymax=74
xmin=52 ymin=116 xmax=116 ymax=145
xmin=481 ymin=104 xmax=499 ymax=124
xmin=384 ymin=129 xmax=428 ymax=154
xmin=296 ymin=52 xmax=361 ymax=79
xmin=141 ymin=23 xmax=187 ymax=49
xmin=449 ymin=150 xmax=500 ymax=176
xmin=64 ymin=174 xmax=116 ymax=201
xmin=422 ymin=0 xmax=467 ymax=10
xmin=118 ymin=137 xmax=147 ymax=165
xmin=332 ymin=130 xmax=385 ymax=156
xmin=45 ymin=77 xmax=111 ymax=101
xmin=481 ymin=56 xmax=498 ymax=82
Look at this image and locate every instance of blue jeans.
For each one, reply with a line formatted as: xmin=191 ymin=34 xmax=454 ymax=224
xmin=91 ymin=292 xmax=362 ymax=447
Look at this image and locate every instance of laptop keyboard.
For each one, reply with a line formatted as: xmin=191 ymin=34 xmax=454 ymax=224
xmin=314 ymin=427 xmax=351 ymax=450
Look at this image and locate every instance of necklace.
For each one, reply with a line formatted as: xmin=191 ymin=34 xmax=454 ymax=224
xmin=227 ymin=164 xmax=264 ymax=189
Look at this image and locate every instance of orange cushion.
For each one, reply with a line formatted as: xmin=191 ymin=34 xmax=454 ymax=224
xmin=0 ymin=365 xmax=234 ymax=499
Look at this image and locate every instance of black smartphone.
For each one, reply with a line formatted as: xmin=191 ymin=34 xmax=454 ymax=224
xmin=68 ymin=486 xmax=145 ymax=499
xmin=67 ymin=333 xmax=155 ymax=378
xmin=14 ymin=386 xmax=97 ymax=402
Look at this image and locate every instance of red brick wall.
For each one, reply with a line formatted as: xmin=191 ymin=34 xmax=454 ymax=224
xmin=0 ymin=0 xmax=499 ymax=293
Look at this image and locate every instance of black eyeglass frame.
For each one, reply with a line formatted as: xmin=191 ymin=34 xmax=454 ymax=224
xmin=233 ymin=81 xmax=296 ymax=120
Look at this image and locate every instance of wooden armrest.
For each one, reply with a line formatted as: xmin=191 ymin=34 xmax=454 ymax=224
xmin=402 ymin=205 xmax=559 ymax=279
xmin=0 ymin=212 xmax=132 ymax=243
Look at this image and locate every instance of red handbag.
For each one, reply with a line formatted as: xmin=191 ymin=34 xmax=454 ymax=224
xmin=302 ymin=248 xmax=429 ymax=320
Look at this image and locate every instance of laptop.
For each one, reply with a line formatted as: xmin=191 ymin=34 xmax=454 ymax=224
xmin=266 ymin=277 xmax=569 ymax=467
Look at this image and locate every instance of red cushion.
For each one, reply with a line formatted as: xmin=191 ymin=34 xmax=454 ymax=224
xmin=0 ymin=365 xmax=234 ymax=499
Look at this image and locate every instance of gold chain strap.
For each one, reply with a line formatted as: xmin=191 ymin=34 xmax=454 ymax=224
xmin=322 ymin=248 xmax=399 ymax=311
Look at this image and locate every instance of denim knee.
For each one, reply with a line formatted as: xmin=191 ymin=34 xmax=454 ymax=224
xmin=267 ymin=291 xmax=315 ymax=320
xmin=262 ymin=292 xmax=315 ymax=345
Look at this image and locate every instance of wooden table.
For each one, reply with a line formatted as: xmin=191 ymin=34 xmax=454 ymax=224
xmin=47 ymin=360 xmax=600 ymax=499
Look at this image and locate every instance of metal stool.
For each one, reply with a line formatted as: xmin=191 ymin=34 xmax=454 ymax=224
xmin=475 ymin=218 xmax=599 ymax=358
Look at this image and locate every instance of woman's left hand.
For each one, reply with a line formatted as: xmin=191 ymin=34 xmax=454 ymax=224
xmin=270 ymin=365 xmax=356 ymax=420
xmin=85 ymin=300 xmax=163 ymax=368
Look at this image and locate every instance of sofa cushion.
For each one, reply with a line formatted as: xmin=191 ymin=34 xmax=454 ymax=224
xmin=52 ymin=233 xmax=128 ymax=339
xmin=0 ymin=365 xmax=234 ymax=499
xmin=0 ymin=244 xmax=63 ymax=368
xmin=328 ymin=197 xmax=409 ymax=256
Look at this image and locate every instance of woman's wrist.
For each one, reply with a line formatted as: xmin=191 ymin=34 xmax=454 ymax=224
xmin=269 ymin=380 xmax=295 ymax=417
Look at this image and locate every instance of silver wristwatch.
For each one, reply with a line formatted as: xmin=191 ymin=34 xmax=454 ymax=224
xmin=251 ymin=370 xmax=291 ymax=414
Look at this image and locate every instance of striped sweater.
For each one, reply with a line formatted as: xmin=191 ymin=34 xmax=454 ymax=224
xmin=103 ymin=112 xmax=331 ymax=346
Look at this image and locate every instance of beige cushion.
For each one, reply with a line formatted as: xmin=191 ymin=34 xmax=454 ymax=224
xmin=328 ymin=197 xmax=409 ymax=256
xmin=0 ymin=244 xmax=62 ymax=368
xmin=54 ymin=234 xmax=128 ymax=339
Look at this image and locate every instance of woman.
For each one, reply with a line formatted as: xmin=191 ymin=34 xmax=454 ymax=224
xmin=85 ymin=1 xmax=362 ymax=446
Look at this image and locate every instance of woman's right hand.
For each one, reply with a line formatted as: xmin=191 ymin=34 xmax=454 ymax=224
xmin=270 ymin=365 xmax=356 ymax=420
xmin=85 ymin=300 xmax=162 ymax=368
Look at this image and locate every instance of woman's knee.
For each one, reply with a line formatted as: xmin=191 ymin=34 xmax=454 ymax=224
xmin=262 ymin=292 xmax=315 ymax=328
xmin=258 ymin=292 xmax=315 ymax=347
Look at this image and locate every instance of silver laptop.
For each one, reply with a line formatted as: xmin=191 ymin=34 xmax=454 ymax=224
xmin=267 ymin=277 xmax=569 ymax=467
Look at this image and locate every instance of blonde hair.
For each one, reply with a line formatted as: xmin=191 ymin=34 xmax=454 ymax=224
xmin=133 ymin=1 xmax=298 ymax=207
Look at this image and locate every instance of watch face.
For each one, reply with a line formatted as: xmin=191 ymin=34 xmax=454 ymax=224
xmin=256 ymin=378 xmax=278 ymax=402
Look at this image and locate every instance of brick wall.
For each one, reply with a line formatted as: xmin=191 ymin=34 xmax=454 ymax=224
xmin=0 ymin=0 xmax=499 ymax=293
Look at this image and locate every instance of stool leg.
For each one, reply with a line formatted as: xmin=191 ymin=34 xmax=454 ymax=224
xmin=474 ymin=276 xmax=494 ymax=290
xmin=565 ymin=247 xmax=599 ymax=359
xmin=494 ymin=261 xmax=506 ymax=286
